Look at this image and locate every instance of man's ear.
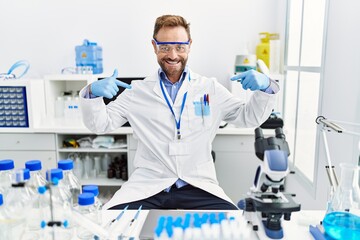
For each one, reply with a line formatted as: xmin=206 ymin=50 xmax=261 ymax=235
xmin=188 ymin=39 xmax=193 ymax=52
xmin=151 ymin=39 xmax=157 ymax=53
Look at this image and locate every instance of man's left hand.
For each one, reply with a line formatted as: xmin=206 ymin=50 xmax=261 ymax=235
xmin=230 ymin=70 xmax=270 ymax=91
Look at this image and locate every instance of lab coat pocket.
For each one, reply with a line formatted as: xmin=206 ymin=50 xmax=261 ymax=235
xmin=187 ymin=101 xmax=212 ymax=131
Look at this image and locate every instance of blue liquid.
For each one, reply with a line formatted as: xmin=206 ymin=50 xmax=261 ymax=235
xmin=323 ymin=212 xmax=360 ymax=240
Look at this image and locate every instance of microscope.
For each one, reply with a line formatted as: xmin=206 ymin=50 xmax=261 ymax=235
xmin=238 ymin=127 xmax=301 ymax=240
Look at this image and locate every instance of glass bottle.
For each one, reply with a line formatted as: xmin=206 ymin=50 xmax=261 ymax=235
xmin=58 ymin=159 xmax=82 ymax=207
xmin=76 ymin=192 xmax=97 ymax=240
xmin=102 ymin=153 xmax=111 ymax=172
xmin=42 ymin=169 xmax=72 ymax=231
xmin=25 ymin=160 xmax=47 ymax=195
xmin=82 ymin=185 xmax=103 ymax=224
xmin=5 ymin=169 xmax=32 ymax=240
xmin=73 ymin=155 xmax=83 ymax=180
xmin=0 ymin=193 xmax=10 ymax=240
xmin=83 ymin=154 xmax=93 ymax=179
xmin=25 ymin=160 xmax=47 ymax=232
xmin=0 ymin=159 xmax=15 ymax=196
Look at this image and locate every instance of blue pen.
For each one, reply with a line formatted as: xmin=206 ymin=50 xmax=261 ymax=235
xmin=204 ymin=94 xmax=207 ymax=106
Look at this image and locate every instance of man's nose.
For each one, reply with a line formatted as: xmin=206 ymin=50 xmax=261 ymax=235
xmin=167 ymin=47 xmax=178 ymax=58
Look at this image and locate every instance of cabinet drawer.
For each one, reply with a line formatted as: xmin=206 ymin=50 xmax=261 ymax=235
xmin=0 ymin=133 xmax=56 ymax=151
xmin=0 ymin=150 xmax=56 ymax=173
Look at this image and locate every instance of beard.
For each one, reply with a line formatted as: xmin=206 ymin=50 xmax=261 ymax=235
xmin=158 ymin=55 xmax=187 ymax=81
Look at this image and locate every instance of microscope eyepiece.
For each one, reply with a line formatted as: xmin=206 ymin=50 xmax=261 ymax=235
xmin=255 ymin=127 xmax=264 ymax=140
xmin=275 ymin=127 xmax=285 ymax=139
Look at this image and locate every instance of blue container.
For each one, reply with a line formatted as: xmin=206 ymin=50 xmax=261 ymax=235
xmin=323 ymin=211 xmax=360 ymax=240
xmin=75 ymin=39 xmax=103 ymax=74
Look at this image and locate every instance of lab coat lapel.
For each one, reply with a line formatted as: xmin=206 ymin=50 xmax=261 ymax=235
xmin=152 ymin=74 xmax=165 ymax=100
xmin=173 ymin=76 xmax=191 ymax=107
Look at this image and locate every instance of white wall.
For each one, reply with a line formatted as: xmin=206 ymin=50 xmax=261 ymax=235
xmin=286 ymin=0 xmax=360 ymax=210
xmin=0 ymin=0 xmax=285 ymax=89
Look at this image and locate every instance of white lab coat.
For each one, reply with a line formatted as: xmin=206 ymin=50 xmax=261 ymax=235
xmin=80 ymin=69 xmax=277 ymax=209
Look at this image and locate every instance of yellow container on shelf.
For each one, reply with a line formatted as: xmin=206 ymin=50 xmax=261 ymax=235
xmin=256 ymin=32 xmax=281 ymax=73
xmin=256 ymin=32 xmax=270 ymax=69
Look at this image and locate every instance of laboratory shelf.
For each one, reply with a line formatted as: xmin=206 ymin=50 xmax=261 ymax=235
xmin=58 ymin=148 xmax=128 ymax=153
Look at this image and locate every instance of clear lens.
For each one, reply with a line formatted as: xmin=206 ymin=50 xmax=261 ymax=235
xmin=157 ymin=44 xmax=189 ymax=53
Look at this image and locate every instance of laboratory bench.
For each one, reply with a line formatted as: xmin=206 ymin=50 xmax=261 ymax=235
xmin=0 ymin=123 xmax=275 ymax=204
xmin=99 ymin=209 xmax=325 ymax=240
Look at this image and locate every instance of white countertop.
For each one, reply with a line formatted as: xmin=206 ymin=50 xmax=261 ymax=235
xmin=99 ymin=209 xmax=324 ymax=240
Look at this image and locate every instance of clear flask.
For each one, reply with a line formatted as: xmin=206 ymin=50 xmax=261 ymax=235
xmin=42 ymin=169 xmax=73 ymax=232
xmin=324 ymin=163 xmax=360 ymax=240
xmin=0 ymin=159 xmax=15 ymax=196
xmin=331 ymin=163 xmax=360 ymax=213
xmin=82 ymin=185 xmax=103 ymax=224
xmin=76 ymin=192 xmax=97 ymax=240
xmin=58 ymin=159 xmax=82 ymax=207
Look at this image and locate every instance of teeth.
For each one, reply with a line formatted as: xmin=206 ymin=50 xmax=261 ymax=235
xmin=166 ymin=60 xmax=178 ymax=65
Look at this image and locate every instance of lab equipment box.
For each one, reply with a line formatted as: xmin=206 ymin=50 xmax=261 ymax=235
xmin=0 ymin=78 xmax=45 ymax=129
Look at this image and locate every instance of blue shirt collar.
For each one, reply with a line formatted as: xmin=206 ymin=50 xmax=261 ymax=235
xmin=158 ymin=66 xmax=189 ymax=85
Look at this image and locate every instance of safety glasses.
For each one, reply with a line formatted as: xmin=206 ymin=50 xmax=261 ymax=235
xmin=153 ymin=38 xmax=190 ymax=54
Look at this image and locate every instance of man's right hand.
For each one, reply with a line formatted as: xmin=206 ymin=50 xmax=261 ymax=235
xmin=90 ymin=69 xmax=132 ymax=99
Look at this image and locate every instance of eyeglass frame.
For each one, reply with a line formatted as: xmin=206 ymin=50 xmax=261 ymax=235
xmin=153 ymin=38 xmax=191 ymax=53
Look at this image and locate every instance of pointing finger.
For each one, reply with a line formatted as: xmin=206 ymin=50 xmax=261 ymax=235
xmin=115 ymin=80 xmax=132 ymax=89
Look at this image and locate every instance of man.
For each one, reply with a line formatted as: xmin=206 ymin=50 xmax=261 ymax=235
xmin=80 ymin=15 xmax=279 ymax=210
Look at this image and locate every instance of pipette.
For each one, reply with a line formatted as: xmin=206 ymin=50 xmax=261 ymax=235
xmin=118 ymin=205 xmax=143 ymax=240
xmin=103 ymin=205 xmax=129 ymax=230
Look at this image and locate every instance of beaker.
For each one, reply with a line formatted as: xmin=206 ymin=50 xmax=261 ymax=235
xmin=331 ymin=163 xmax=360 ymax=214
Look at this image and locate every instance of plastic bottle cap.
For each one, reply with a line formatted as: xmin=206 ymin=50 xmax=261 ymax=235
xmin=58 ymin=159 xmax=74 ymax=170
xmin=82 ymin=185 xmax=99 ymax=197
xmin=0 ymin=159 xmax=15 ymax=171
xmin=23 ymin=168 xmax=30 ymax=180
xmin=25 ymin=160 xmax=42 ymax=171
xmin=78 ymin=192 xmax=95 ymax=206
xmin=46 ymin=168 xmax=63 ymax=181
xmin=0 ymin=194 xmax=3 ymax=205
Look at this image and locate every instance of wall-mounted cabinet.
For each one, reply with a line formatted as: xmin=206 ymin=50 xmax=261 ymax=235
xmin=44 ymin=74 xmax=98 ymax=120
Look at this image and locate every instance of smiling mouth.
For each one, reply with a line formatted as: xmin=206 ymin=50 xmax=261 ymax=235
xmin=165 ymin=59 xmax=180 ymax=65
